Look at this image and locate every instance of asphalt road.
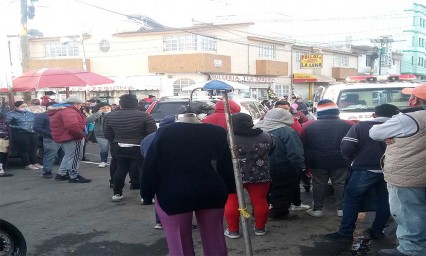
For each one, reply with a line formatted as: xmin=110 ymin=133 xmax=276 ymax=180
xmin=0 ymin=143 xmax=398 ymax=256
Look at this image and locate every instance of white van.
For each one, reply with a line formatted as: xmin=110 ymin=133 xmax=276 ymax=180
xmin=314 ymin=82 xmax=420 ymax=121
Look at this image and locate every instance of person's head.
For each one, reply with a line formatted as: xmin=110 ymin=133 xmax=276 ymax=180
xmin=87 ymin=98 xmax=99 ymax=107
xmin=316 ymin=99 xmax=340 ymax=117
xmin=64 ymin=96 xmax=85 ymax=109
xmin=262 ymin=108 xmax=294 ymax=126
xmin=45 ymin=91 xmax=55 ymax=96
xmin=232 ymin=113 xmax=254 ymax=132
xmin=148 ymin=95 xmax=157 ymax=101
xmin=119 ymin=94 xmax=138 ymax=109
xmin=30 ymin=99 xmax=41 ymax=105
xmin=94 ymin=102 xmax=112 ymax=114
xmin=373 ymin=104 xmax=400 ymax=118
xmin=214 ymin=100 xmax=241 ymax=114
xmin=402 ymin=84 xmax=426 ymax=107
xmin=159 ymin=115 xmax=176 ymax=127
xmin=14 ymin=101 xmax=28 ymax=111
xmin=296 ymin=96 xmax=303 ymax=103
xmin=274 ymin=101 xmax=292 ymax=111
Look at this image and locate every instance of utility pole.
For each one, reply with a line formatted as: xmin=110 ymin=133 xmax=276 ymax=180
xmin=20 ymin=0 xmax=31 ymax=103
xmin=370 ymin=36 xmax=394 ymax=76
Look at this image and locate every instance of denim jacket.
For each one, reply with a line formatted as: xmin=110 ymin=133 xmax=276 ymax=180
xmin=6 ymin=110 xmax=35 ymax=133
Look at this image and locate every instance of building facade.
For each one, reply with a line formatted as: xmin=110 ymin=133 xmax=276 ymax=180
xmin=23 ymin=22 xmax=359 ymax=102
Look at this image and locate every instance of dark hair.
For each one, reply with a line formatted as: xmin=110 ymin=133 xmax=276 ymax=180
xmin=274 ymin=101 xmax=291 ymax=107
xmin=374 ymin=104 xmax=400 ymax=118
xmin=148 ymin=95 xmax=156 ymax=99
xmin=93 ymin=102 xmax=111 ymax=113
xmin=14 ymin=101 xmax=25 ymax=108
xmin=45 ymin=91 xmax=55 ymax=96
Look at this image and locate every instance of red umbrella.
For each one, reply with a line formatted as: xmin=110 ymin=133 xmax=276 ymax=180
xmin=12 ymin=68 xmax=114 ymax=92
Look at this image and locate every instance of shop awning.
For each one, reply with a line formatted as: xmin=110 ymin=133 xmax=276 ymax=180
xmin=293 ymin=73 xmax=336 ymax=83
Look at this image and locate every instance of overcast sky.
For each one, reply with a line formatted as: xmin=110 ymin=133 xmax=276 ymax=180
xmin=0 ymin=0 xmax=420 ymax=46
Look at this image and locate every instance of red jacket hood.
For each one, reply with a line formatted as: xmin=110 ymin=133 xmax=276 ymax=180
xmin=214 ymin=100 xmax=241 ymax=114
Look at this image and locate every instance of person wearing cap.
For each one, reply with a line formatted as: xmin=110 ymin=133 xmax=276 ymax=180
xmin=6 ymin=101 xmax=41 ymax=170
xmin=370 ymin=84 xmax=426 ymax=256
xmin=301 ymin=99 xmax=354 ymax=218
xmin=48 ymin=96 xmax=91 ymax=183
xmin=40 ymin=91 xmax=56 ymax=106
xmin=104 ymin=94 xmax=157 ymax=202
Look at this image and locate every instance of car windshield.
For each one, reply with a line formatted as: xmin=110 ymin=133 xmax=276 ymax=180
xmin=337 ymin=88 xmax=411 ymax=112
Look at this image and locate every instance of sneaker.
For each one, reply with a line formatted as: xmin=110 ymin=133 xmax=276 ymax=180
xmin=98 ymin=162 xmax=107 ymax=168
xmin=55 ymin=173 xmax=70 ymax=181
xmin=129 ymin=184 xmax=140 ymax=190
xmin=324 ymin=232 xmax=353 ymax=242
xmin=337 ymin=210 xmax=344 ymax=217
xmin=34 ymin=163 xmax=43 ymax=169
xmin=154 ymin=223 xmax=163 ymax=230
xmin=192 ymin=224 xmax=199 ymax=231
xmin=0 ymin=172 xmax=13 ymax=177
xmin=42 ymin=172 xmax=53 ymax=179
xmin=254 ymin=228 xmax=267 ymax=236
xmin=224 ymin=229 xmax=240 ymax=239
xmin=81 ymin=157 xmax=90 ymax=161
xmin=365 ymin=228 xmax=385 ymax=240
xmin=306 ymin=209 xmax=324 ymax=217
xmin=111 ymin=194 xmax=123 ymax=202
xmin=291 ymin=204 xmax=311 ymax=211
xmin=269 ymin=212 xmax=298 ymax=221
xmin=68 ymin=175 xmax=92 ymax=183
xmin=140 ymin=198 xmax=155 ymax=205
xmin=25 ymin=164 xmax=39 ymax=170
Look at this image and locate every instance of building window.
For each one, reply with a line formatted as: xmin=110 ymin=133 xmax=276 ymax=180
xmin=274 ymin=84 xmax=290 ymax=97
xmin=173 ymin=78 xmax=195 ymax=96
xmin=258 ymin=44 xmax=276 ymax=59
xmin=164 ymin=35 xmax=216 ymax=52
xmin=44 ymin=43 xmax=79 ymax=57
xmin=333 ymin=55 xmax=349 ymax=67
xmin=295 ymin=52 xmax=308 ymax=62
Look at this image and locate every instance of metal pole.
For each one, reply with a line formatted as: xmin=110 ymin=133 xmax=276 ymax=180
xmin=81 ymin=34 xmax=88 ymax=101
xmin=222 ymin=92 xmax=253 ymax=256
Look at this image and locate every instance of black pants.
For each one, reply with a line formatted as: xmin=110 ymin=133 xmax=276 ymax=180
xmin=292 ymin=169 xmax=302 ymax=206
xmin=0 ymin=152 xmax=7 ymax=165
xmin=12 ymin=131 xmax=38 ymax=166
xmin=269 ymin=170 xmax=299 ymax=217
xmin=113 ymin=145 xmax=143 ymax=195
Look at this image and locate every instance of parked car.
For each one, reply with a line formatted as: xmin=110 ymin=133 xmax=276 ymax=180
xmin=146 ymin=96 xmax=266 ymax=125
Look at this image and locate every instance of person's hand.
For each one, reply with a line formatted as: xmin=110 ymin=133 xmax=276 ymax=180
xmin=385 ymin=138 xmax=395 ymax=145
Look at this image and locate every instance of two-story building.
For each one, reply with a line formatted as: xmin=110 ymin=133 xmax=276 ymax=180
xmin=24 ymin=22 xmax=359 ymax=102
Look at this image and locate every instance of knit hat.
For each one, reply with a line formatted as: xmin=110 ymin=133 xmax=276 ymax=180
xmin=316 ymin=99 xmax=339 ymax=117
xmin=119 ymin=94 xmax=138 ymax=109
xmin=64 ymin=96 xmax=84 ymax=104
xmin=159 ymin=115 xmax=176 ymax=127
xmin=232 ymin=113 xmax=254 ymax=130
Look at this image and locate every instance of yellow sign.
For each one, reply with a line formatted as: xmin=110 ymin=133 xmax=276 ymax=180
xmin=293 ymin=73 xmax=317 ymax=79
xmin=301 ymin=54 xmax=323 ymax=69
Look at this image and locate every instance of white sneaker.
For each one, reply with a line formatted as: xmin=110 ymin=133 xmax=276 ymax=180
xmin=306 ymin=209 xmax=323 ymax=217
xmin=291 ymin=204 xmax=311 ymax=211
xmin=98 ymin=162 xmax=107 ymax=168
xmin=140 ymin=198 xmax=155 ymax=204
xmin=25 ymin=164 xmax=39 ymax=170
xmin=111 ymin=194 xmax=123 ymax=202
xmin=34 ymin=163 xmax=43 ymax=169
xmin=154 ymin=223 xmax=163 ymax=230
xmin=224 ymin=229 xmax=240 ymax=239
xmin=337 ymin=210 xmax=344 ymax=217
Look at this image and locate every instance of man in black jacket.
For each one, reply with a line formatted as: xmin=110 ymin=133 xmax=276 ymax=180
xmin=301 ymin=99 xmax=354 ymax=218
xmin=325 ymin=104 xmax=399 ymax=242
xmin=104 ymin=94 xmax=157 ymax=202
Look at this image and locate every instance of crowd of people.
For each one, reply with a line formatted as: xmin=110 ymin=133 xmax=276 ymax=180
xmin=0 ymin=85 xmax=425 ymax=256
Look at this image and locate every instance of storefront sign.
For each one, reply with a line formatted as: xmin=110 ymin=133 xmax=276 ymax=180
xmin=300 ymin=54 xmax=323 ymax=69
xmin=292 ymin=73 xmax=318 ymax=83
xmin=210 ymin=74 xmax=276 ymax=83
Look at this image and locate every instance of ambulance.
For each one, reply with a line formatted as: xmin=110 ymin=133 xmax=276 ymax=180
xmin=313 ymin=74 xmax=420 ymax=121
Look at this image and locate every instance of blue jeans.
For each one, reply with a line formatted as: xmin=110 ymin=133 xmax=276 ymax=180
xmin=388 ymin=184 xmax=426 ymax=255
xmin=96 ymin=137 xmax=109 ymax=163
xmin=42 ymin=138 xmax=61 ymax=174
xmin=338 ymin=170 xmax=390 ymax=236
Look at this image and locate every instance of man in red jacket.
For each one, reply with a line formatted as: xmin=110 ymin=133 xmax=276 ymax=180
xmin=48 ymin=96 xmax=91 ymax=183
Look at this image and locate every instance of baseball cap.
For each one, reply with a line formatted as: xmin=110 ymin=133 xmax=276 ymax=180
xmin=401 ymin=84 xmax=426 ymax=100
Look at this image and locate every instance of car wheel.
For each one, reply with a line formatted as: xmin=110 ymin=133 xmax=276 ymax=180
xmin=36 ymin=146 xmax=44 ymax=159
xmin=0 ymin=219 xmax=27 ymax=256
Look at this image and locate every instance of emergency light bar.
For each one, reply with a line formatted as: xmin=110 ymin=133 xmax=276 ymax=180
xmin=345 ymin=74 xmax=416 ymax=83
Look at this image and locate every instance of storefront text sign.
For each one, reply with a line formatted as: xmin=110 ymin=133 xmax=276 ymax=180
xmin=300 ymin=55 xmax=323 ymax=69
xmin=210 ymin=74 xmax=276 ymax=83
